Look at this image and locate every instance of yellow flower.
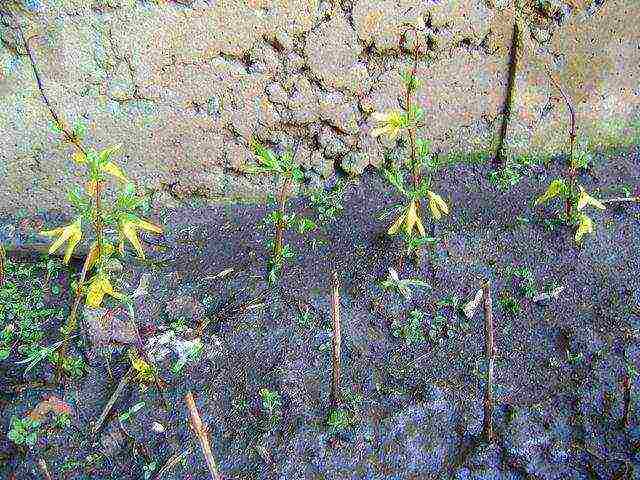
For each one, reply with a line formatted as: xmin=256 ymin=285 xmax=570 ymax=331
xmin=86 ymin=241 xmax=115 ymax=271
xmin=118 ymin=214 xmax=163 ymax=259
xmin=370 ymin=110 xmax=404 ymax=140
xmin=535 ymin=179 xmax=566 ymax=206
xmin=576 ymin=186 xmax=605 ymax=211
xmin=426 ymin=191 xmax=449 ymax=220
xmin=73 ymin=146 xmax=128 ymax=183
xmin=575 ymin=213 xmax=594 ymax=243
xmin=388 ymin=199 xmax=426 ymax=237
xmin=40 ymin=217 xmax=82 ymax=264
xmin=85 ymin=273 xmax=126 ymax=308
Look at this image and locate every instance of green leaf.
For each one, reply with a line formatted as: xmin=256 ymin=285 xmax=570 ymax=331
xmin=72 ymin=120 xmax=87 ymax=140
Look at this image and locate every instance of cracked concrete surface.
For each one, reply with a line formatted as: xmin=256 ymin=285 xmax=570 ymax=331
xmin=1 ymin=0 xmax=639 ymax=212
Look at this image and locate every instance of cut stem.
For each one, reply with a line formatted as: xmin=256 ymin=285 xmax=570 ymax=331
xmin=92 ymin=367 xmax=133 ymax=435
xmin=482 ymin=280 xmax=495 ymax=443
xmin=274 ymin=176 xmax=292 ymax=261
xmin=622 ymin=375 xmax=631 ymax=429
xmin=330 ymin=271 xmax=342 ymax=408
xmin=185 ymin=392 xmax=222 ymax=480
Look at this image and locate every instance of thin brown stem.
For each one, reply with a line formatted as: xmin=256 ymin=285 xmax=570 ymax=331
xmin=482 ymin=280 xmax=495 ymax=443
xmin=330 ymin=271 xmax=342 ymax=408
xmin=545 ymin=65 xmax=578 ymax=218
xmin=274 ymin=176 xmax=292 ymax=261
xmin=14 ymin=17 xmax=86 ymax=157
xmin=185 ymin=392 xmax=222 ymax=480
xmin=55 ymin=252 xmax=92 ymax=383
xmin=92 ymin=368 xmax=133 ymax=435
xmin=402 ymin=26 xmax=422 ymax=190
xmin=622 ymin=375 xmax=631 ymax=428
xmin=0 ymin=242 xmax=5 ymax=288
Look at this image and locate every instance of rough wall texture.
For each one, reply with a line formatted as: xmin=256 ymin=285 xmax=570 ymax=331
xmin=1 ymin=0 xmax=639 ymax=211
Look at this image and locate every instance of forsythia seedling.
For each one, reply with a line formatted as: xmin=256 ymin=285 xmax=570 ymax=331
xmin=371 ymin=33 xmax=450 ymax=259
xmin=40 ymin=144 xmax=163 ymax=308
xmin=245 ymin=139 xmax=316 ymax=283
xmin=535 ymin=179 xmax=605 ymax=243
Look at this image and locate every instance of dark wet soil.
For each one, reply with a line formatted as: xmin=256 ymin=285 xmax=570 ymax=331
xmin=1 ymin=146 xmax=640 ymax=480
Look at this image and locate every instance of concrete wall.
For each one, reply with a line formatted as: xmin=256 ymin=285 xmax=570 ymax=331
xmin=1 ymin=0 xmax=639 ymax=212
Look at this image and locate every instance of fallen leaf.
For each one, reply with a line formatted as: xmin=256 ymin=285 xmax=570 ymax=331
xmin=532 ymin=286 xmax=566 ymax=303
xmin=462 ymin=289 xmax=483 ymax=319
xmin=28 ymin=396 xmax=72 ymax=422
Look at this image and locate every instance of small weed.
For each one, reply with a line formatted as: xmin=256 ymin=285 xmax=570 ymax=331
xmin=381 ymin=267 xmax=430 ymax=300
xmin=118 ymin=401 xmax=145 ymax=423
xmin=566 ymin=350 xmax=584 ymax=365
xmin=326 ymin=408 xmax=352 ymax=434
xmin=8 ymin=415 xmax=41 ymax=446
xmin=308 ymin=180 xmax=348 ymax=222
xmin=392 ymin=309 xmax=426 ymax=346
xmin=506 ymin=265 xmax=537 ymax=299
xmin=259 ymin=388 xmax=282 ymax=430
xmin=498 ymin=293 xmax=521 ymax=315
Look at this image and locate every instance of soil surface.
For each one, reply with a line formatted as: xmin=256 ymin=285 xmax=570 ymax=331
xmin=1 ymin=146 xmax=640 ymax=479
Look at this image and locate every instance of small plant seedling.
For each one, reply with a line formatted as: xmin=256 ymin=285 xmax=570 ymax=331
xmin=8 ymin=415 xmax=41 ymax=447
xmin=308 ymin=179 xmax=348 ymax=223
xmin=392 ymin=309 xmax=426 ymax=346
xmin=371 ymin=27 xmax=450 ymax=260
xmin=245 ymin=140 xmax=316 ymax=283
xmin=535 ymin=71 xmax=606 ymax=243
xmin=259 ymin=388 xmax=282 ymax=430
xmin=118 ymin=401 xmax=146 ymax=423
xmin=380 ymin=267 xmax=430 ymax=300
xmin=498 ymin=293 xmax=521 ymax=315
xmin=507 ymin=266 xmax=537 ymax=299
xmin=326 ymin=408 xmax=351 ymax=434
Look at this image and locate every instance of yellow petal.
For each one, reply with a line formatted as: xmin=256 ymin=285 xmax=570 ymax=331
xmin=122 ymin=223 xmax=145 ymax=259
xmin=575 ymin=214 xmax=594 ymax=243
xmin=387 ymin=211 xmax=406 ymax=235
xmin=135 ymin=219 xmax=163 ymax=234
xmin=86 ymin=277 xmax=106 ymax=308
xmin=577 ymin=187 xmax=606 ymax=211
xmin=371 ymin=126 xmax=390 ymax=138
xmin=72 ymin=151 xmax=87 ymax=164
xmin=63 ymin=229 xmax=81 ymax=264
xmin=428 ymin=191 xmax=449 ymax=215
xmin=101 ymin=161 xmax=128 ymax=183
xmin=404 ymin=200 xmax=418 ymax=235
xmin=535 ymin=179 xmax=565 ymax=206
xmin=427 ymin=193 xmax=442 ymax=220
xmin=40 ymin=227 xmax=63 ymax=238
xmin=372 ymin=111 xmax=391 ymax=122
xmin=415 ymin=212 xmax=426 ymax=237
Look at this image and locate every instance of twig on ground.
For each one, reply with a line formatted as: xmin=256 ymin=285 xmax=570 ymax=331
xmin=482 ymin=280 xmax=496 ymax=443
xmin=92 ymin=368 xmax=133 ymax=435
xmin=330 ymin=272 xmax=342 ymax=408
xmin=185 ymin=392 xmax=222 ymax=480
xmin=0 ymin=242 xmax=5 ymax=288
xmin=600 ymin=197 xmax=640 ymax=205
xmin=153 ymin=447 xmax=193 ymax=480
xmin=37 ymin=459 xmax=53 ymax=480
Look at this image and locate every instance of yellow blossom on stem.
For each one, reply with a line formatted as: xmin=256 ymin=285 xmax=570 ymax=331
xmin=576 ymin=186 xmax=605 ymax=211
xmin=370 ymin=110 xmax=404 ymax=140
xmin=118 ymin=214 xmax=163 ymax=259
xmin=426 ymin=191 xmax=449 ymax=220
xmin=388 ymin=199 xmax=426 ymax=237
xmin=85 ymin=273 xmax=126 ymax=308
xmin=575 ymin=213 xmax=594 ymax=243
xmin=40 ymin=217 xmax=82 ymax=264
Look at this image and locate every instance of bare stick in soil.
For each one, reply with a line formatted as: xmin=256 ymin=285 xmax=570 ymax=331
xmin=37 ymin=459 xmax=53 ymax=480
xmin=494 ymin=7 xmax=523 ymax=167
xmin=0 ymin=242 xmax=5 ymax=288
xmin=482 ymin=280 xmax=496 ymax=443
xmin=601 ymin=196 xmax=640 ymax=205
xmin=622 ymin=375 xmax=631 ymax=428
xmin=330 ymin=272 xmax=342 ymax=408
xmin=92 ymin=367 xmax=133 ymax=435
xmin=185 ymin=392 xmax=222 ymax=480
xmin=273 ymin=176 xmax=292 ymax=261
